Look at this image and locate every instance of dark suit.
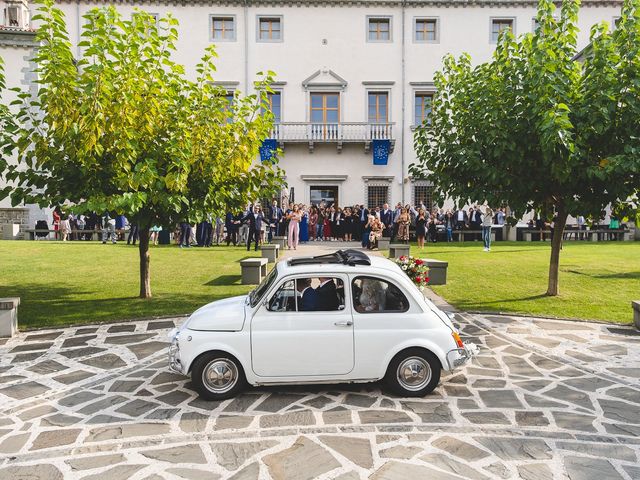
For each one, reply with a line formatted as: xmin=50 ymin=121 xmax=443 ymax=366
xmin=241 ymin=208 xmax=263 ymax=251
xmin=298 ymin=287 xmax=319 ymax=311
xmin=268 ymin=205 xmax=283 ymax=239
xmin=225 ymin=212 xmax=238 ymax=245
xmin=316 ymin=280 xmax=339 ymax=311
xmin=380 ymin=209 xmax=393 ymax=238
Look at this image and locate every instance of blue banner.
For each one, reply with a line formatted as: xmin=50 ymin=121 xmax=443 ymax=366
xmin=259 ymin=139 xmax=278 ymax=162
xmin=372 ymin=139 xmax=390 ymax=165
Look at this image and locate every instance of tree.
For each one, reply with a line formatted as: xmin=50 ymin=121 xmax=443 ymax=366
xmin=412 ymin=0 xmax=640 ymax=296
xmin=1 ymin=0 xmax=283 ymax=298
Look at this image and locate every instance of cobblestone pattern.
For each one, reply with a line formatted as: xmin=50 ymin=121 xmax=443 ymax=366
xmin=0 ymin=314 xmax=639 ymax=480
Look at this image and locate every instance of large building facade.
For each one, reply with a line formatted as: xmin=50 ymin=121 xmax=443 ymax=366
xmin=0 ymin=0 xmax=623 ymax=226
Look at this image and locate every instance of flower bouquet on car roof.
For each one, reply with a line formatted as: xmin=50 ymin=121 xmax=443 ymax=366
xmin=395 ymin=256 xmax=429 ymax=290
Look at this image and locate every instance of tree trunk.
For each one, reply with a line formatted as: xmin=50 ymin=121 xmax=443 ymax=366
xmin=139 ymin=226 xmax=152 ymax=298
xmin=546 ymin=209 xmax=568 ymax=297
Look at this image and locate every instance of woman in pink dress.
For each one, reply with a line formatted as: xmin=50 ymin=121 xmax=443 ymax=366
xmin=287 ymin=205 xmax=301 ymax=249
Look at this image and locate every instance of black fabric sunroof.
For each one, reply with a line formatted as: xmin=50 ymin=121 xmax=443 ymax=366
xmin=288 ymin=249 xmax=371 ymax=267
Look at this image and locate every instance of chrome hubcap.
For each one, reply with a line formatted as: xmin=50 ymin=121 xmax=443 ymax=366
xmin=202 ymin=359 xmax=238 ymax=394
xmin=397 ymin=356 xmax=431 ymax=391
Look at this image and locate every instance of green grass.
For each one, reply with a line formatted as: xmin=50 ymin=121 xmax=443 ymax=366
xmin=1 ymin=240 xmax=638 ymax=329
xmin=0 ymin=241 xmax=259 ymax=329
xmin=411 ymin=241 xmax=640 ymax=324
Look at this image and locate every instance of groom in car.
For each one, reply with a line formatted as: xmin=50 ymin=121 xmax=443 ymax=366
xmin=297 ymin=278 xmax=319 ymax=311
xmin=316 ymin=277 xmax=339 ymax=311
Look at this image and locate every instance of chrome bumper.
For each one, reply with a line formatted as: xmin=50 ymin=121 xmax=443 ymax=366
xmin=446 ymin=342 xmax=480 ymax=370
xmin=167 ymin=328 xmax=184 ymax=375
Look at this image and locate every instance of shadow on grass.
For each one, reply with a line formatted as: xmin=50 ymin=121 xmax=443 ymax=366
xmin=564 ymin=269 xmax=640 ymax=280
xmin=205 ymin=275 xmax=242 ymax=286
xmin=5 ymin=282 xmax=248 ymax=329
xmin=451 ymin=293 xmax=549 ymax=309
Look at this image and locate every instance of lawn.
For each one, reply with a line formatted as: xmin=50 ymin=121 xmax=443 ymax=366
xmin=0 ymin=241 xmax=259 ymax=329
xmin=1 ymin=240 xmax=638 ymax=329
xmin=412 ymin=241 xmax=639 ymax=324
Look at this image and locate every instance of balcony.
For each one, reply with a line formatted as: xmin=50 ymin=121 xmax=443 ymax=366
xmin=270 ymin=122 xmax=395 ymax=153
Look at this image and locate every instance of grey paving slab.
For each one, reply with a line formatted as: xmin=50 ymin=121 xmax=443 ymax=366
xmin=1 ymin=304 xmax=639 ymax=479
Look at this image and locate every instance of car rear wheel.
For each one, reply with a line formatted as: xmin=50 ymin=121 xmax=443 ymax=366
xmin=191 ymin=352 xmax=247 ymax=401
xmin=384 ymin=348 xmax=441 ymax=397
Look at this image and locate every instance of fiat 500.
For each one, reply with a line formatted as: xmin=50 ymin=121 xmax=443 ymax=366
xmin=168 ymin=250 xmax=478 ymax=400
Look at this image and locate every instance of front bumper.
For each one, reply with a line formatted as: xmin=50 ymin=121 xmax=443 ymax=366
xmin=446 ymin=342 xmax=480 ymax=370
xmin=167 ymin=328 xmax=184 ymax=375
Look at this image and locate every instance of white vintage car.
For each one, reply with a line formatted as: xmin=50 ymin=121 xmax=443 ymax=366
xmin=168 ymin=249 xmax=477 ymax=400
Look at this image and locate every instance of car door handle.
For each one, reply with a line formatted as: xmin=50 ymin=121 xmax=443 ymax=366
xmin=334 ymin=321 xmax=353 ymax=327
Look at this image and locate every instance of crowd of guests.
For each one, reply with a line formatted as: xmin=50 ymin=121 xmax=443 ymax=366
xmin=221 ymin=201 xmax=509 ymax=252
xmin=46 ymin=201 xmax=621 ymax=251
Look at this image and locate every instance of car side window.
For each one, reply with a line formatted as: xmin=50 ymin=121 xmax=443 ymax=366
xmin=268 ymin=277 xmax=345 ymax=312
xmin=352 ymin=276 xmax=409 ymax=313
xmin=297 ymin=277 xmax=345 ymax=312
xmin=268 ymin=280 xmax=296 ymax=312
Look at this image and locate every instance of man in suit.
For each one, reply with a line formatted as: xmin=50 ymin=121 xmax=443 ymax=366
xmin=225 ymin=210 xmax=238 ymax=246
xmin=296 ymin=278 xmax=318 ymax=311
xmin=380 ymin=203 xmax=393 ymax=238
xmin=268 ymin=200 xmax=283 ymax=241
xmin=240 ymin=204 xmax=263 ymax=251
xmin=316 ymin=277 xmax=339 ymax=311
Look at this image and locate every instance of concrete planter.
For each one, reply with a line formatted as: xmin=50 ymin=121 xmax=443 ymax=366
xmin=423 ymin=259 xmax=448 ymax=286
xmin=633 ymin=301 xmax=640 ymax=331
xmin=0 ymin=297 xmax=20 ymax=338
xmin=388 ymin=244 xmax=410 ymax=259
xmin=261 ymin=244 xmax=280 ymax=263
xmin=272 ymin=236 xmax=287 ymax=249
xmin=377 ymin=238 xmax=390 ymax=251
xmin=240 ymin=258 xmax=268 ymax=285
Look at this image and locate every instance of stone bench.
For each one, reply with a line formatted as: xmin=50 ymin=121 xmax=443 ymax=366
xmin=633 ymin=301 xmax=640 ymax=331
xmin=261 ymin=244 xmax=280 ymax=263
xmin=388 ymin=244 xmax=410 ymax=259
xmin=377 ymin=238 xmax=390 ymax=251
xmin=0 ymin=298 xmax=20 ymax=338
xmin=240 ymin=258 xmax=269 ymax=285
xmin=272 ymin=236 xmax=287 ymax=249
xmin=423 ymin=259 xmax=448 ymax=286
xmin=523 ymin=230 xmax=552 ymax=241
xmin=454 ymin=230 xmax=495 ymax=242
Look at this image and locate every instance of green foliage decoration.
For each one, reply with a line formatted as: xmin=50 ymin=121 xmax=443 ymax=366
xmin=0 ymin=0 xmax=284 ymax=297
xmin=412 ymin=0 xmax=640 ymax=295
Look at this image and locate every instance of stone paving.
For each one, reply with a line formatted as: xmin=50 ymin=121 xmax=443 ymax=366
xmin=1 ymin=310 xmax=639 ymax=480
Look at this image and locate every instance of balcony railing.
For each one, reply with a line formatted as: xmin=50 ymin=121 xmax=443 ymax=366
xmin=270 ymin=122 xmax=395 ymax=153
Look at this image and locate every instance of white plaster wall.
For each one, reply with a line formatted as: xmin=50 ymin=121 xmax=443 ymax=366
xmin=1 ymin=1 xmax=624 ymax=217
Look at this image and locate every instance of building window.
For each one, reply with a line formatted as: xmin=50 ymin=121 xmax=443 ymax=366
xmin=368 ymin=17 xmax=391 ymax=42
xmin=368 ymin=92 xmax=388 ymax=123
xmin=415 ymin=18 xmax=438 ymax=42
xmin=4 ymin=5 xmax=25 ymax=28
xmin=310 ymin=93 xmax=339 ymax=123
xmin=491 ymin=18 xmax=514 ymax=43
xmin=258 ymin=16 xmax=282 ymax=42
xmin=264 ymin=91 xmax=281 ymax=123
xmin=414 ymin=93 xmax=433 ymax=127
xmin=413 ymin=184 xmax=433 ymax=211
xmin=211 ymin=16 xmax=235 ymax=41
xmin=367 ymin=185 xmax=389 ymax=209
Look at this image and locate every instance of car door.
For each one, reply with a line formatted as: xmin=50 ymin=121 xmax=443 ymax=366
xmin=350 ymin=274 xmax=421 ymax=377
xmin=251 ymin=274 xmax=354 ymax=377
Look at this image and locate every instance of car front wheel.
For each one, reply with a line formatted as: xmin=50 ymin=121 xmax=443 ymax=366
xmin=191 ymin=352 xmax=247 ymax=401
xmin=384 ymin=348 xmax=441 ymax=397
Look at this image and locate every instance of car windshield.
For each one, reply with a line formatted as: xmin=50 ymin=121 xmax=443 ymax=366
xmin=249 ymin=266 xmax=278 ymax=307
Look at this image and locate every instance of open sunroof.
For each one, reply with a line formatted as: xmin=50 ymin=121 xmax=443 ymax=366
xmin=288 ymin=249 xmax=371 ymax=267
